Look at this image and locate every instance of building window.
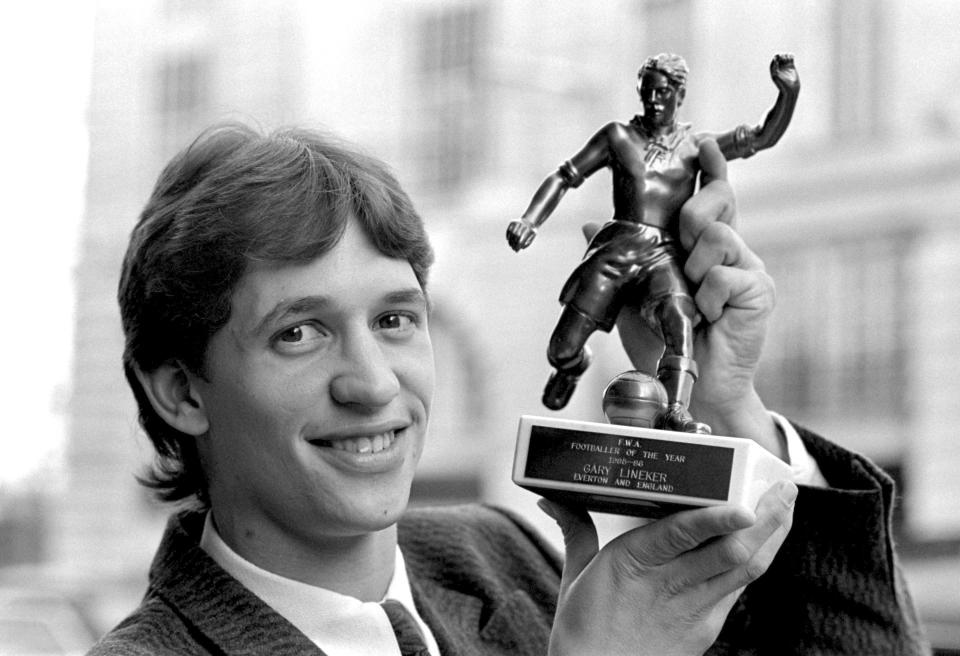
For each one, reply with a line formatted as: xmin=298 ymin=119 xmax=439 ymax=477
xmin=831 ymin=0 xmax=887 ymax=140
xmin=156 ymin=53 xmax=209 ymax=157
xmin=0 ymin=492 xmax=45 ymax=566
xmin=412 ymin=4 xmax=487 ymax=192
xmin=757 ymin=231 xmax=910 ymax=426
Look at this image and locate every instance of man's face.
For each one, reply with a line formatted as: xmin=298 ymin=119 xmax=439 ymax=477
xmin=638 ymin=69 xmax=684 ymax=127
xmin=190 ymin=217 xmax=434 ymax=560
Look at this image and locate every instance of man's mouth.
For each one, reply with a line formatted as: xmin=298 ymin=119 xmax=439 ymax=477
xmin=309 ymin=431 xmax=398 ymax=454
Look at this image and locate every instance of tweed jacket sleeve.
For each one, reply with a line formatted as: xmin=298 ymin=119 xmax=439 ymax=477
xmin=708 ymin=423 xmax=930 ymax=656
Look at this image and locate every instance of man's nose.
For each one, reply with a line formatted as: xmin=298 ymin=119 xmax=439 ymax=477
xmin=329 ymin=332 xmax=400 ymax=409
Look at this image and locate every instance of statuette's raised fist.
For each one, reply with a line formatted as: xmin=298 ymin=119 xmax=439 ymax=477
xmin=770 ymin=53 xmax=799 ymax=90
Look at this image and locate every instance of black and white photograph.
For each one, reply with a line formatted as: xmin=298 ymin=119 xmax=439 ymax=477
xmin=1 ymin=1 xmax=958 ymax=654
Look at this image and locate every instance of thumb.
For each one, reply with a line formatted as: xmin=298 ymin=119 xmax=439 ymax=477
xmin=698 ymin=138 xmax=728 ymax=188
xmin=538 ymin=498 xmax=599 ymax=583
xmin=613 ymin=504 xmax=754 ymax=568
xmin=580 ymin=221 xmax=602 ymax=244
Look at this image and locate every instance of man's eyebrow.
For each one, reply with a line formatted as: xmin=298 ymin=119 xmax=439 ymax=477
xmin=384 ymin=287 xmax=428 ymax=307
xmin=253 ymin=296 xmax=330 ymax=336
xmin=252 ymin=287 xmax=429 ymax=336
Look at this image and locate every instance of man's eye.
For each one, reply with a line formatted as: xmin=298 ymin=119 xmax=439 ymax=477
xmin=374 ymin=312 xmax=416 ymax=333
xmin=276 ymin=323 xmax=324 ymax=344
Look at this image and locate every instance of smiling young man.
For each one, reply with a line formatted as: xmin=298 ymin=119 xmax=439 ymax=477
xmin=90 ymin=123 xmax=928 ymax=656
xmin=182 ymin=218 xmax=432 ymax=596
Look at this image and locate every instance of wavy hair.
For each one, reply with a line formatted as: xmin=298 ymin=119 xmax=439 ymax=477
xmin=118 ymin=123 xmax=434 ymax=506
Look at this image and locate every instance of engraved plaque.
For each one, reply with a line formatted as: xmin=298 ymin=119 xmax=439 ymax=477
xmin=513 ymin=415 xmax=791 ymax=518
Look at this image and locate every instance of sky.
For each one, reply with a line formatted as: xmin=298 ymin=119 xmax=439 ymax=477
xmin=0 ymin=2 xmax=94 ymax=489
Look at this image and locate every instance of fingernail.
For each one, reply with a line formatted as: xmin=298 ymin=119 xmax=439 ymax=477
xmin=537 ymin=498 xmax=558 ymax=521
xmin=731 ymin=507 xmax=756 ymax=528
xmin=778 ymin=481 xmax=798 ymax=507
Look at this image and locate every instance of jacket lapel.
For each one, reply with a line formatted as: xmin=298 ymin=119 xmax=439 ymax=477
xmin=410 ymin=571 xmax=553 ymax=656
xmin=149 ymin=511 xmax=329 ymax=656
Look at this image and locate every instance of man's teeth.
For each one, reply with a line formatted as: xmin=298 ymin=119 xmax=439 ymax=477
xmin=328 ymin=431 xmax=397 ymax=454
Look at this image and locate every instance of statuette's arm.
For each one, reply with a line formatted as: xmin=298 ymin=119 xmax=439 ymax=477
xmin=714 ymin=53 xmax=800 ymax=160
xmin=506 ymin=129 xmax=610 ymax=251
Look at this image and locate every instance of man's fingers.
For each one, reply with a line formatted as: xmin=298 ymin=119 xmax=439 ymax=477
xmin=678 ymin=141 xmax=735 ymax=251
xmin=581 ymin=221 xmax=602 ymax=243
xmin=694 ymin=266 xmax=775 ymax=324
xmin=678 ymin=183 xmax=736 ymax=251
xmin=704 ymin=521 xmax=790 ymax=604
xmin=698 ymin=138 xmax=727 ymax=187
xmin=683 ymin=222 xmax=764 ymax=284
xmin=663 ymin=481 xmax=797 ymax=595
xmin=684 ymin=222 xmax=774 ymax=331
xmin=614 ymin=504 xmax=755 ymax=570
xmin=538 ymin=498 xmax=599 ymax=586
xmin=697 ymin=481 xmax=797 ymax=603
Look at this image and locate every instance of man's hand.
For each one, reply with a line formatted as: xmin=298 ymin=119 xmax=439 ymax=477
xmin=678 ymin=140 xmax=775 ymax=431
xmin=543 ymin=480 xmax=797 ymax=656
xmin=769 ymin=53 xmax=799 ymax=92
xmin=506 ymin=219 xmax=537 ymax=251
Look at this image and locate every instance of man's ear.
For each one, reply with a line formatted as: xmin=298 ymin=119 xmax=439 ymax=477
xmin=677 ymin=87 xmax=686 ymax=106
xmin=134 ymin=361 xmax=210 ymax=436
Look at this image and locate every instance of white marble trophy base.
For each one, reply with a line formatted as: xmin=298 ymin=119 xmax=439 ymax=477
xmin=513 ymin=415 xmax=792 ymax=518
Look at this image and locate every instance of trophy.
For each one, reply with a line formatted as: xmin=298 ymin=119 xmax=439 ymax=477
xmin=506 ymin=53 xmax=800 ymax=517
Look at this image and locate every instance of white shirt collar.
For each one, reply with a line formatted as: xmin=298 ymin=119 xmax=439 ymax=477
xmin=199 ymin=512 xmax=440 ymax=656
xmin=770 ymin=410 xmax=828 ymax=487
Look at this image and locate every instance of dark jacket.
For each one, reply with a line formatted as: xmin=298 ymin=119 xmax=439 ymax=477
xmin=88 ymin=504 xmax=561 ymax=656
xmin=88 ymin=426 xmax=929 ymax=655
xmin=708 ymin=426 xmax=929 ymax=655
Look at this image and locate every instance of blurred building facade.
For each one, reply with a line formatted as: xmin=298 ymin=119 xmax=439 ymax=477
xmin=49 ymin=0 xmax=960 ymax=644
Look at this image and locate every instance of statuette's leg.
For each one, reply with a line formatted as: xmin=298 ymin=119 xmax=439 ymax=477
xmin=656 ymin=356 xmax=710 ymax=434
xmin=543 ymin=306 xmax=597 ymax=410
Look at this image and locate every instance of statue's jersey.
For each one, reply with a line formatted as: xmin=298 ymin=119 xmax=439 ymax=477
xmin=608 ymin=120 xmax=698 ymax=231
xmin=559 ymin=120 xmax=699 ymax=332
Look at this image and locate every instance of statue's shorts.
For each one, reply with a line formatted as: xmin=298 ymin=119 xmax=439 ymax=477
xmin=559 ymin=220 xmax=690 ymax=332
